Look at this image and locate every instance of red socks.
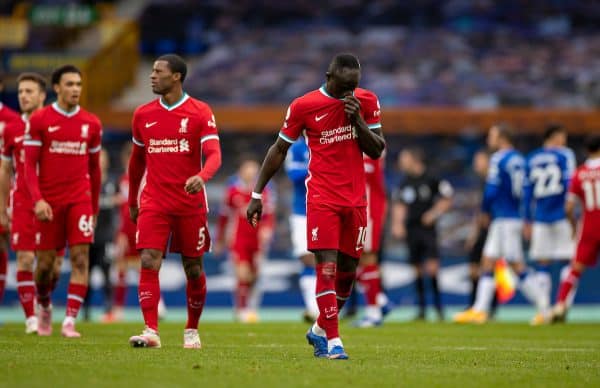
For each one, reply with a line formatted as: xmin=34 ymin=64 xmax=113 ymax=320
xmin=16 ymin=270 xmax=36 ymax=318
xmin=336 ymin=271 xmax=356 ymax=310
xmin=186 ymin=272 xmax=207 ymax=329
xmin=114 ymin=270 xmax=127 ymax=308
xmin=65 ymin=283 xmax=88 ymax=318
xmin=557 ymin=267 xmax=581 ymax=304
xmin=236 ymin=280 xmax=250 ymax=310
xmin=316 ymin=262 xmax=339 ymax=340
xmin=0 ymin=250 xmax=7 ymax=302
xmin=358 ymin=264 xmax=382 ymax=306
xmin=138 ymin=268 xmax=160 ymax=331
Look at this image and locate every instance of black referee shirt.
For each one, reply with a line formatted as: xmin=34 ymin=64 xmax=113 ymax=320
xmin=394 ymin=172 xmax=453 ymax=229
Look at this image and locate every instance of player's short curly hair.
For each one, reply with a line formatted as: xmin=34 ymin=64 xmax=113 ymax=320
xmin=51 ymin=65 xmax=81 ymax=85
xmin=329 ymin=53 xmax=361 ymax=73
xmin=157 ymin=54 xmax=187 ymax=83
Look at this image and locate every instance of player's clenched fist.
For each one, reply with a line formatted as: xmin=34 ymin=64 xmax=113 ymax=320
xmin=246 ymin=198 xmax=262 ymax=228
xmin=34 ymin=199 xmax=53 ymax=221
xmin=343 ymin=94 xmax=361 ymax=122
xmin=184 ymin=175 xmax=205 ymax=194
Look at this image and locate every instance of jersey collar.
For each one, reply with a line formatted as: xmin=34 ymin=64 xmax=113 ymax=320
xmin=586 ymin=158 xmax=600 ymax=168
xmin=318 ymin=85 xmax=354 ymax=100
xmin=159 ymin=92 xmax=189 ymax=111
xmin=52 ymin=102 xmax=80 ymax=117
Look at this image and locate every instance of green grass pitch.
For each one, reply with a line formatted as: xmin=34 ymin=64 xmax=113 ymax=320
xmin=1 ymin=322 xmax=599 ymax=388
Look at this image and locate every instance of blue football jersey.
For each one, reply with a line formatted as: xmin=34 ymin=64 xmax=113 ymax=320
xmin=482 ymin=149 xmax=525 ymax=219
xmin=284 ymin=137 xmax=309 ymax=215
xmin=522 ymin=146 xmax=575 ymax=223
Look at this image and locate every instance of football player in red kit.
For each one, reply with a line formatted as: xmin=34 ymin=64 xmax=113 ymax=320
xmin=552 ymin=135 xmax=600 ymax=322
xmin=355 ymin=153 xmax=391 ymax=327
xmin=215 ymin=156 xmax=274 ymax=323
xmin=24 ymin=65 xmax=102 ymax=338
xmin=0 ymin=78 xmax=19 ymax=304
xmin=247 ymin=54 xmax=385 ymax=360
xmin=127 ymin=54 xmax=221 ymax=349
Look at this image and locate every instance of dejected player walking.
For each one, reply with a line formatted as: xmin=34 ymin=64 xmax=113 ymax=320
xmin=127 ymin=54 xmax=221 ymax=349
xmin=24 ymin=65 xmax=102 ymax=338
xmin=247 ymin=53 xmax=385 ymax=360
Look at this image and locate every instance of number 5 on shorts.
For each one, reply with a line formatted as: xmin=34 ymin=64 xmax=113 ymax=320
xmin=196 ymin=226 xmax=206 ymax=251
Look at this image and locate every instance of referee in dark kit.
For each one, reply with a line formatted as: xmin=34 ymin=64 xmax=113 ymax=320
xmin=392 ymin=147 xmax=453 ymax=321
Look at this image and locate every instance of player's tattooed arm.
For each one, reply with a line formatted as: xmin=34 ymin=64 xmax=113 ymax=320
xmin=247 ymin=137 xmax=291 ymax=226
xmin=343 ymin=95 xmax=385 ymax=159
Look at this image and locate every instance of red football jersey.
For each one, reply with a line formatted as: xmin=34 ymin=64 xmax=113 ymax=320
xmin=132 ymin=94 xmax=219 ymax=215
xmin=24 ymin=103 xmax=102 ymax=205
xmin=364 ymin=152 xmax=386 ymax=208
xmin=1 ymin=114 xmax=30 ymax=207
xmin=218 ymin=179 xmax=274 ymax=250
xmin=0 ymin=103 xmax=20 ymax=151
xmin=279 ymin=86 xmax=381 ymax=207
xmin=568 ymin=158 xmax=600 ymax=238
xmin=117 ymin=173 xmax=137 ymax=238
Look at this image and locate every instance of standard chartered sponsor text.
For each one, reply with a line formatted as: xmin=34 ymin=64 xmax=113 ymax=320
xmin=319 ymin=124 xmax=357 ymax=145
xmin=148 ymin=138 xmax=186 ymax=153
xmin=49 ymin=140 xmax=87 ymax=155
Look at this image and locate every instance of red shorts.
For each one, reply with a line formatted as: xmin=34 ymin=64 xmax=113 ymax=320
xmin=231 ymin=245 xmax=260 ymax=271
xmin=136 ymin=208 xmax=211 ymax=257
xmin=306 ymin=202 xmax=367 ymax=259
xmin=574 ymin=234 xmax=600 ymax=267
xmin=10 ymin=203 xmax=37 ymax=251
xmin=0 ymin=224 xmax=6 ymax=235
xmin=365 ymin=199 xmax=386 ymax=253
xmin=35 ymin=201 xmax=94 ymax=250
xmin=117 ymin=230 xmax=139 ymax=259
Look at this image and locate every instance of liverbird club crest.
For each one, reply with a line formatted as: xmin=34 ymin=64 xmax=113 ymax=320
xmin=179 ymin=117 xmax=189 ymax=133
xmin=81 ymin=124 xmax=89 ymax=138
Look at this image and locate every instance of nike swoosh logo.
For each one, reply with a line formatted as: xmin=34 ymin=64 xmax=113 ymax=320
xmin=315 ymin=113 xmax=328 ymax=122
xmin=145 ymin=121 xmax=158 ymax=128
xmin=325 ymin=313 xmax=336 ymax=319
xmin=14 ymin=136 xmax=23 ymax=143
xmin=48 ymin=126 xmax=60 ymax=132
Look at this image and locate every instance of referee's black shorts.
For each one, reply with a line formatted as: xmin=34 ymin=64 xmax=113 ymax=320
xmin=406 ymin=227 xmax=439 ymax=264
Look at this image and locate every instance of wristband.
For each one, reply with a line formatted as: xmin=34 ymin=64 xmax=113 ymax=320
xmin=251 ymin=191 xmax=262 ymax=200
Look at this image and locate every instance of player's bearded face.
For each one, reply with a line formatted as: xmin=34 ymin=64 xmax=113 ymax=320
xmin=56 ymin=73 xmax=82 ymax=107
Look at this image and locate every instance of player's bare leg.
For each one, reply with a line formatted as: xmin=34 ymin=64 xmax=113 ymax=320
xmin=426 ymin=258 xmax=444 ymax=321
xmin=129 ymin=248 xmax=162 ymax=348
xmin=552 ymin=261 xmax=585 ymax=323
xmin=182 ymin=256 xmax=206 ymax=349
xmin=35 ymin=250 xmax=57 ymax=336
xmin=16 ymin=250 xmax=38 ymax=333
xmin=60 ymin=244 xmax=89 ymax=338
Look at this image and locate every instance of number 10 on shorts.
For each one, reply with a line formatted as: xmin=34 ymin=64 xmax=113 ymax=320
xmin=356 ymin=226 xmax=367 ymax=251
